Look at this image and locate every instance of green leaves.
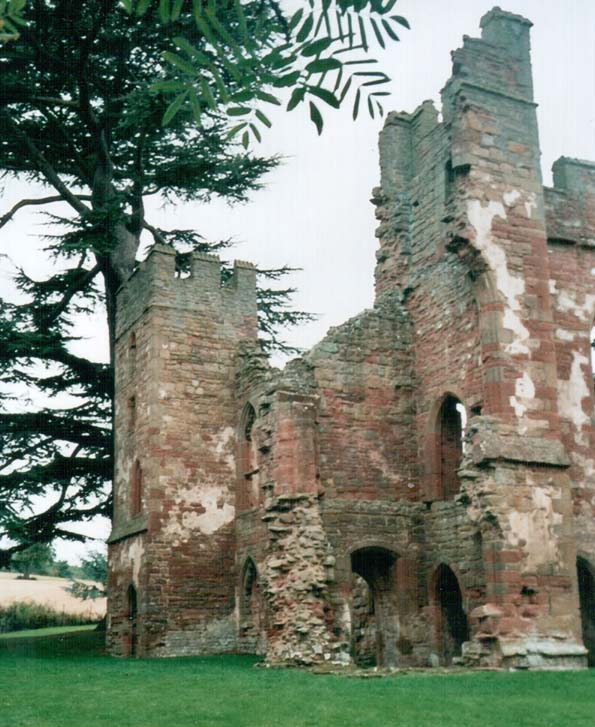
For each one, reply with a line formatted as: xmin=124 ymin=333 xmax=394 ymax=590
xmin=305 ymin=57 xmax=341 ymax=74
xmin=147 ymin=0 xmax=408 ymax=142
xmin=0 ymin=0 xmax=28 ymax=42
xmin=163 ymin=92 xmax=188 ymax=125
xmin=309 ymin=101 xmax=323 ymax=135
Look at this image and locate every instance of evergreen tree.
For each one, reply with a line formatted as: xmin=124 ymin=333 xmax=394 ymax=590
xmin=0 ymin=0 xmax=407 ymax=565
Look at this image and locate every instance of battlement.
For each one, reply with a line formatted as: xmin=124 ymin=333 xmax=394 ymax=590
xmin=115 ymin=244 xmax=258 ymax=340
xmin=545 ymin=158 xmax=595 ymax=248
xmin=442 ymin=6 xmax=534 ymax=124
xmin=552 ymin=157 xmax=595 ymax=194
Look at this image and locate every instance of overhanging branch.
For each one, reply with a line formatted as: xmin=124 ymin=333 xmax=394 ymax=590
xmin=0 ymin=195 xmax=92 ymax=231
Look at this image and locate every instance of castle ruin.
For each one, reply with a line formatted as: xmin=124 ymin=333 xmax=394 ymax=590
xmin=107 ymin=7 xmax=595 ymax=669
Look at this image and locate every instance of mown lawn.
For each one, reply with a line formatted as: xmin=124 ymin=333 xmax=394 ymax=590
xmin=1 ymin=630 xmax=593 ymax=727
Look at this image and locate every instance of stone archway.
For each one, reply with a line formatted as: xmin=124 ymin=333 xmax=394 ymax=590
xmin=350 ymin=547 xmax=399 ymax=667
xmin=239 ymin=558 xmax=265 ymax=654
xmin=577 ymin=556 xmax=595 ymax=667
xmin=434 ymin=564 xmax=469 ymax=664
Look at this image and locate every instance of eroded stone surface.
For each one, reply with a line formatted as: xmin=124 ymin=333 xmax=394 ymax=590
xmin=108 ymin=7 xmax=594 ymax=670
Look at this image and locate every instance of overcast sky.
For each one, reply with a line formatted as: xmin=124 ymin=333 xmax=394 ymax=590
xmin=1 ymin=0 xmax=594 ymax=563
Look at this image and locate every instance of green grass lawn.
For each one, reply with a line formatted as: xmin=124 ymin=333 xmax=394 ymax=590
xmin=1 ymin=630 xmax=593 ymax=727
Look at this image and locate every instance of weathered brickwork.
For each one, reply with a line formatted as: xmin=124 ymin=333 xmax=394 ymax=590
xmin=108 ymin=7 xmax=595 ymax=669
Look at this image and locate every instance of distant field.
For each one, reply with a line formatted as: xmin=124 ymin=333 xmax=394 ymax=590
xmin=1 ymin=630 xmax=594 ymax=727
xmin=0 ymin=572 xmax=105 ymax=619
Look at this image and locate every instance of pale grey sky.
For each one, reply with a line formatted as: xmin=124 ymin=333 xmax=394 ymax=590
xmin=1 ymin=0 xmax=594 ymax=562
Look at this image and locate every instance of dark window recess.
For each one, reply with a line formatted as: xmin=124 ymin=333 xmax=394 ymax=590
xmin=438 ymin=395 xmax=464 ymax=499
xmin=130 ymin=459 xmax=143 ymax=516
xmin=435 ymin=564 xmax=469 ymax=665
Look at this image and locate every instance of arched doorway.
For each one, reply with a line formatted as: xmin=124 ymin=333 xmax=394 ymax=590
xmin=434 ymin=564 xmax=469 ymax=664
xmin=127 ymin=584 xmax=138 ymax=658
xmin=350 ymin=547 xmax=399 ymax=667
xmin=239 ymin=558 xmax=265 ymax=654
xmin=577 ymin=556 xmax=595 ymax=666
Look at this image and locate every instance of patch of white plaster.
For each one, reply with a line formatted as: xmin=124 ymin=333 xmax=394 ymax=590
xmin=524 ymin=192 xmax=537 ymax=219
xmin=552 ymin=288 xmax=595 ymax=323
xmin=467 ymin=198 xmax=530 ymax=355
xmin=557 ymin=351 xmax=591 ymax=445
xmin=509 ymin=372 xmax=535 ymax=434
xmin=163 ymin=483 xmax=235 ymax=542
xmin=572 ymin=452 xmax=595 ymax=481
xmin=127 ymin=539 xmax=145 ymax=585
xmin=503 ymin=189 xmax=521 ymax=207
xmin=555 ymin=328 xmax=578 ymax=342
xmin=194 ymin=486 xmax=235 ymax=535
xmin=214 ymin=426 xmax=236 ymax=474
xmin=507 ymin=486 xmax=562 ymax=571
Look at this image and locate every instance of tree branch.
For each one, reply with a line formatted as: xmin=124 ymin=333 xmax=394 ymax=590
xmin=143 ymin=221 xmax=169 ymax=246
xmin=0 ymin=112 xmax=92 ymax=217
xmin=0 ymin=195 xmax=92 ymax=231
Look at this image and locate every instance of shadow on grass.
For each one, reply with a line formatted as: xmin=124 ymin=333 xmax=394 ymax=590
xmin=0 ymin=628 xmax=106 ymax=658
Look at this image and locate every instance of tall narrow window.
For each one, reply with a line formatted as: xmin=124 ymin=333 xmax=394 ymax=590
xmin=130 ymin=459 xmax=142 ymax=516
xmin=438 ymin=395 xmax=465 ymax=499
xmin=238 ymin=403 xmax=258 ymax=510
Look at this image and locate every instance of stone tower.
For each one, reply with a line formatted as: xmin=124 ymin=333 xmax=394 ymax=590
xmin=107 ymin=246 xmax=257 ymax=656
xmin=108 ymin=8 xmax=595 ymax=669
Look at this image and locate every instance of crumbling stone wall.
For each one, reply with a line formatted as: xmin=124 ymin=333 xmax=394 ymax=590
xmin=109 ymin=7 xmax=595 ymax=670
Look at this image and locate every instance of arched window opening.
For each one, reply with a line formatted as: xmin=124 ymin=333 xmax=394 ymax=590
xmin=239 ymin=558 xmax=265 ymax=655
xmin=577 ymin=557 xmax=595 ymax=667
xmin=129 ymin=331 xmax=137 ymax=352
xmin=350 ymin=547 xmax=399 ymax=667
xmin=130 ymin=459 xmax=143 ymax=516
xmin=127 ymin=584 xmax=138 ymax=658
xmin=434 ymin=564 xmax=469 ymax=665
xmin=438 ymin=395 xmax=465 ymax=499
xmin=238 ymin=404 xmax=259 ymax=510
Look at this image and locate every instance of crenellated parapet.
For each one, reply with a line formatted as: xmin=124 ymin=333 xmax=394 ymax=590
xmin=545 ymin=158 xmax=595 ymax=248
xmin=115 ymin=244 xmax=258 ymax=343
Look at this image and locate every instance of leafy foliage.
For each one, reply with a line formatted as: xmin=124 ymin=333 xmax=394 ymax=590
xmin=0 ymin=0 xmax=404 ymax=564
xmin=133 ymin=0 xmax=408 ymax=140
xmin=0 ymin=0 xmax=26 ymax=43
